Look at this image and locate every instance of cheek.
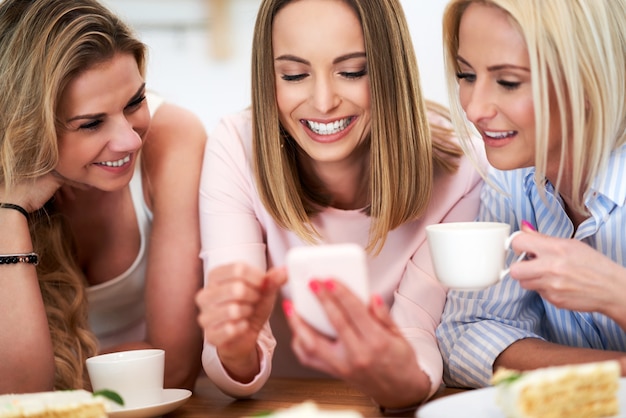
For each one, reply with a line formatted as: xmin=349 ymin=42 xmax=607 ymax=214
xmin=133 ymin=107 xmax=151 ymax=138
xmin=275 ymin=83 xmax=297 ymax=116
xmin=512 ymin=97 xmax=536 ymax=133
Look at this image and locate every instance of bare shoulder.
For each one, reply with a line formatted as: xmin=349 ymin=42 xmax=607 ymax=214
xmin=145 ymin=102 xmax=207 ymax=152
xmin=142 ymin=102 xmax=207 ymax=170
xmin=141 ymin=102 xmax=208 ymax=199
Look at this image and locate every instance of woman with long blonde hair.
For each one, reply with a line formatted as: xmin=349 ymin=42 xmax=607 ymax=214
xmin=437 ymin=0 xmax=626 ymax=388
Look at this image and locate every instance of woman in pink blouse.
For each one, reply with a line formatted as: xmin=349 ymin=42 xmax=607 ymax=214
xmin=195 ymin=0 xmax=485 ymax=410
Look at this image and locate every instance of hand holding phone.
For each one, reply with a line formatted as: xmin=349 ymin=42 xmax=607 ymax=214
xmin=286 ymin=243 xmax=369 ymax=338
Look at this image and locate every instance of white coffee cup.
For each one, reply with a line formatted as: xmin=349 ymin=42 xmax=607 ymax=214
xmin=425 ymin=221 xmax=524 ymax=290
xmin=86 ymin=349 xmax=164 ymax=410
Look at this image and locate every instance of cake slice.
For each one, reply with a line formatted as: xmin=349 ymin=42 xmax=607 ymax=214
xmin=492 ymin=360 xmax=620 ymax=418
xmin=0 ymin=389 xmax=109 ymax=418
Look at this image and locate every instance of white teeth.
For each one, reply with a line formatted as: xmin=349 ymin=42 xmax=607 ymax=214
xmin=96 ymin=155 xmax=131 ymax=167
xmin=306 ymin=117 xmax=352 ymax=135
xmin=484 ymin=130 xmax=515 ymax=139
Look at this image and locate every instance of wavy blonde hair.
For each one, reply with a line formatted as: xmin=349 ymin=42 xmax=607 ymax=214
xmin=443 ymin=0 xmax=626 ymax=213
xmin=0 ymin=0 xmax=146 ymax=389
xmin=251 ymin=0 xmax=463 ymax=254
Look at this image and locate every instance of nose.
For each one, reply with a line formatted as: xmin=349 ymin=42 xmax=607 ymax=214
xmin=108 ymin=117 xmax=143 ymax=153
xmin=311 ymin=76 xmax=340 ymax=114
xmin=462 ymin=82 xmax=497 ymax=124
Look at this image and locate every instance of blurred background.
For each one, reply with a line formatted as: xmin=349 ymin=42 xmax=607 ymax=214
xmin=102 ymin=0 xmax=450 ymax=133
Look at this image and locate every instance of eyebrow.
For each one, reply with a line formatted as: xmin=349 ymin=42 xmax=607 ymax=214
xmin=65 ymin=83 xmax=147 ymax=123
xmin=456 ymin=55 xmax=530 ymax=72
xmin=275 ymin=52 xmax=366 ymax=65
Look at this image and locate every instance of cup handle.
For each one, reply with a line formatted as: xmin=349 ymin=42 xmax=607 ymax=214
xmin=499 ymin=231 xmax=527 ymax=280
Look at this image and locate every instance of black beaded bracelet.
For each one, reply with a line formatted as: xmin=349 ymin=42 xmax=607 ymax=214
xmin=0 ymin=252 xmax=39 ymax=265
xmin=0 ymin=203 xmax=29 ymax=218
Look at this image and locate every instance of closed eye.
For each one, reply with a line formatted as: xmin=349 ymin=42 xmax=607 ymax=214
xmin=126 ymin=94 xmax=146 ymax=110
xmin=281 ymin=73 xmax=308 ymax=82
xmin=78 ymin=120 xmax=102 ymax=131
xmin=456 ymin=72 xmax=476 ymax=83
xmin=498 ymin=80 xmax=521 ymax=90
xmin=340 ymin=68 xmax=367 ymax=79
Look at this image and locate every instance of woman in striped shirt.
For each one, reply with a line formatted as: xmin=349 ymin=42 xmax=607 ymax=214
xmin=436 ymin=0 xmax=626 ymax=388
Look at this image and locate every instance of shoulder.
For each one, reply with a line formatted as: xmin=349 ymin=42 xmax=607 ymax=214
xmin=141 ymin=101 xmax=208 ymax=194
xmin=148 ymin=101 xmax=207 ymax=149
xmin=206 ymin=108 xmax=254 ymax=159
xmin=210 ymin=108 xmax=253 ymax=142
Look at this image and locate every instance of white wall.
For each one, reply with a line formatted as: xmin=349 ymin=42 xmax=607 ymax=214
xmin=402 ymin=0 xmax=449 ymax=106
xmin=103 ymin=0 xmax=450 ymax=131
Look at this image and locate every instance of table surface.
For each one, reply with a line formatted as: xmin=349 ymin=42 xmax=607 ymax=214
xmin=166 ymin=375 xmax=468 ymax=417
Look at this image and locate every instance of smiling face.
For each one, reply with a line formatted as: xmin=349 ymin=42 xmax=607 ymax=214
xmin=456 ymin=2 xmax=562 ymax=172
xmin=272 ymin=0 xmax=371 ymax=171
xmin=56 ymin=53 xmax=149 ymax=191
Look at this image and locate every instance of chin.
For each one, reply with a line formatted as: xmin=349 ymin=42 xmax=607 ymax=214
xmin=486 ymin=153 xmax=532 ymax=172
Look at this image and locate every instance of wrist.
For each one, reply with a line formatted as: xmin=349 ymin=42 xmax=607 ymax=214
xmin=0 ymin=209 xmax=33 ymax=252
xmin=0 ymin=203 xmax=29 ymax=218
xmin=218 ymin=344 xmax=261 ymax=383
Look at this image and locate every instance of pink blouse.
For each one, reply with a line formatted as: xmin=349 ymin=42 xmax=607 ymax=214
xmin=199 ymin=109 xmax=486 ymax=398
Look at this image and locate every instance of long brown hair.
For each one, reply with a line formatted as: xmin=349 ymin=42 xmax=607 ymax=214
xmin=251 ymin=0 xmax=463 ymax=253
xmin=0 ymin=0 xmax=146 ymax=389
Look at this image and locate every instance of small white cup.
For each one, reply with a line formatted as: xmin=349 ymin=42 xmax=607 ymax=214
xmin=86 ymin=349 xmax=164 ymax=410
xmin=426 ymin=222 xmax=524 ymax=290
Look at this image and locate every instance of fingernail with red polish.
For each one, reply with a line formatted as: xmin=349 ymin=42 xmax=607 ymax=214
xmin=309 ymin=280 xmax=321 ymax=294
xmin=324 ymin=280 xmax=336 ymax=291
xmin=521 ymin=220 xmax=535 ymax=231
xmin=282 ymin=300 xmax=294 ymax=317
xmin=373 ymin=294 xmax=383 ymax=307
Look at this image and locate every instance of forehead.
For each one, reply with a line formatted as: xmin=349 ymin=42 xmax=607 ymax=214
xmin=271 ymin=0 xmax=364 ymax=54
xmin=59 ymin=53 xmax=143 ymax=117
xmin=458 ymin=3 xmax=528 ymax=64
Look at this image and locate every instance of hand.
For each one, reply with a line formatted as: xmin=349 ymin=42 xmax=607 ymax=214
xmin=509 ymin=224 xmax=626 ymax=325
xmin=0 ymin=172 xmax=63 ymax=212
xmin=195 ymin=263 xmax=287 ymax=381
xmin=283 ymin=280 xmax=430 ymax=408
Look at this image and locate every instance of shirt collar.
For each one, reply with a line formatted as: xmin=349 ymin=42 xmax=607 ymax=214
xmin=589 ymin=143 xmax=626 ymax=206
xmin=521 ymin=144 xmax=626 ymax=207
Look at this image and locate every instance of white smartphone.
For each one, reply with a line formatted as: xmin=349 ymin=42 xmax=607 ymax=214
xmin=285 ymin=243 xmax=369 ymax=338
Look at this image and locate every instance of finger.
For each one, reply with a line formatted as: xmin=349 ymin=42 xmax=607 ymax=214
xmin=283 ymin=300 xmax=338 ymax=375
xmin=205 ymin=279 xmax=262 ymax=306
xmin=203 ymin=318 xmax=250 ymax=347
xmin=208 ymin=263 xmax=266 ymax=288
xmin=320 ymin=280 xmax=375 ymax=340
xmin=264 ymin=266 xmax=288 ymax=292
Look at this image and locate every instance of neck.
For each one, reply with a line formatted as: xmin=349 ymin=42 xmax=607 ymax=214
xmin=302 ymin=152 xmax=370 ymax=211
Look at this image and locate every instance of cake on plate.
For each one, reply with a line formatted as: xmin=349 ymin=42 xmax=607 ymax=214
xmin=0 ymin=389 xmax=109 ymax=418
xmin=491 ymin=360 xmax=620 ymax=418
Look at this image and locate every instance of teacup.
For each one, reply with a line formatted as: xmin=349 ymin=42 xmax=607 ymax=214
xmin=86 ymin=348 xmax=164 ymax=410
xmin=425 ymin=221 xmax=524 ymax=290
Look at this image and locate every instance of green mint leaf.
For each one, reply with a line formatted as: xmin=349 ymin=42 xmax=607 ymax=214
xmin=93 ymin=389 xmax=125 ymax=406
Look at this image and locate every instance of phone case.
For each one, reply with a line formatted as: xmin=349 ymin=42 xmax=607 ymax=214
xmin=286 ymin=243 xmax=369 ymax=337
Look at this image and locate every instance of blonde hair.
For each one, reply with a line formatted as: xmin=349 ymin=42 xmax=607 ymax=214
xmin=252 ymin=0 xmax=463 ymax=253
xmin=0 ymin=0 xmax=146 ymax=389
xmin=443 ymin=0 xmax=626 ymax=213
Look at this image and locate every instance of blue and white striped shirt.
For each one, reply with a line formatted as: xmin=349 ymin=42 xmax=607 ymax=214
xmin=436 ymin=144 xmax=626 ymax=388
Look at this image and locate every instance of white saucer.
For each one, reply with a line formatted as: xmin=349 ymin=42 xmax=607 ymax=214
xmin=108 ymin=388 xmax=192 ymax=418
